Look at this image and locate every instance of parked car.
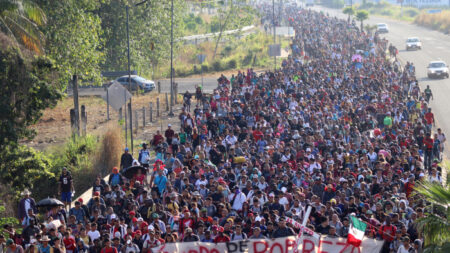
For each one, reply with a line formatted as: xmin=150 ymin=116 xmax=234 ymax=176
xmin=376 ymin=23 xmax=389 ymax=33
xmin=427 ymin=61 xmax=449 ymax=79
xmin=405 ymin=37 xmax=422 ymax=51
xmin=115 ymin=75 xmax=155 ymax=92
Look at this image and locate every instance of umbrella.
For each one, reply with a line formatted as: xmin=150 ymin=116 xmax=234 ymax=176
xmin=121 ymin=165 xmax=146 ymax=179
xmin=36 ymin=197 xmax=64 ymax=207
xmin=352 ymin=54 xmax=363 ymax=62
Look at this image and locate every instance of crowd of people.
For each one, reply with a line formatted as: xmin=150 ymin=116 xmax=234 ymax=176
xmin=5 ymin=4 xmax=446 ymax=253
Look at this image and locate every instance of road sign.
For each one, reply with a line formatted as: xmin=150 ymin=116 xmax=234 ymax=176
xmin=268 ymin=44 xmax=281 ymax=57
xmin=197 ymin=54 xmax=206 ymax=64
xmin=102 ymin=81 xmax=132 ymax=111
xmin=428 ymin=9 xmax=442 ymax=14
xmin=276 ymin=26 xmax=295 ymax=36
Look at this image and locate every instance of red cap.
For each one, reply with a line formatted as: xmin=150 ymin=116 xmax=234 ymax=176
xmin=78 ymin=198 xmax=83 ymax=203
xmin=93 ymin=192 xmax=100 ymax=197
xmin=218 ymin=226 xmax=224 ymax=232
xmin=129 ymin=211 xmax=136 ymax=216
xmin=132 ymin=217 xmax=138 ymax=223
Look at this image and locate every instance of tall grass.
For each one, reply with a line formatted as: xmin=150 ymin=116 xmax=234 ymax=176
xmin=356 ymin=1 xmax=420 ymax=22
xmin=161 ymin=32 xmax=289 ymax=77
xmin=94 ymin=126 xmax=124 ymax=176
xmin=415 ymin=11 xmax=450 ymax=34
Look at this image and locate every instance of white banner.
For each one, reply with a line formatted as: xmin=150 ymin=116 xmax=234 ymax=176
xmin=152 ymin=235 xmax=384 ymax=253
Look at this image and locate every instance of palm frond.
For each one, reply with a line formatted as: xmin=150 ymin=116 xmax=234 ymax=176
xmin=413 ymin=181 xmax=450 ymax=207
xmin=417 ymin=214 xmax=450 ymax=246
xmin=22 ymin=0 xmax=46 ymax=26
xmin=4 ymin=15 xmax=42 ymax=53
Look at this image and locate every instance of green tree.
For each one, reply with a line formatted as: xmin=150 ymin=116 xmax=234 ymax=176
xmin=212 ymin=0 xmax=257 ymax=59
xmin=0 ymin=205 xmax=19 ymax=238
xmin=342 ymin=6 xmax=355 ymax=20
xmin=355 ymin=10 xmax=369 ymax=32
xmin=0 ymin=33 xmax=61 ymax=152
xmin=39 ymin=0 xmax=104 ymax=88
xmin=414 ymin=181 xmax=450 ymax=252
xmin=98 ymin=0 xmax=185 ymax=78
xmin=0 ymin=0 xmax=46 ymax=54
xmin=0 ymin=34 xmax=60 ymax=194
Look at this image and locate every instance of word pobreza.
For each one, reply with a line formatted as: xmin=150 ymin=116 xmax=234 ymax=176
xmin=152 ymin=235 xmax=384 ymax=253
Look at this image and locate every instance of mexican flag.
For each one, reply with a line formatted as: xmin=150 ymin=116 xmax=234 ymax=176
xmin=347 ymin=215 xmax=367 ymax=247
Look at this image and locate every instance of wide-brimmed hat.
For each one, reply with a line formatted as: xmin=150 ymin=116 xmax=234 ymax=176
xmin=21 ymin=189 xmax=31 ymax=196
xmin=40 ymin=235 xmax=51 ymax=242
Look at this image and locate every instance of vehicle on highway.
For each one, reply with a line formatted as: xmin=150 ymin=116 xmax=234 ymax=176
xmin=306 ymin=0 xmax=314 ymax=7
xmin=115 ymin=75 xmax=155 ymax=92
xmin=405 ymin=37 xmax=422 ymax=51
xmin=427 ymin=61 xmax=449 ymax=79
xmin=376 ymin=23 xmax=389 ymax=33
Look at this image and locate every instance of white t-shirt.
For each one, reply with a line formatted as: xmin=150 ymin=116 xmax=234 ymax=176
xmin=228 ymin=192 xmax=247 ymax=211
xmin=87 ymin=230 xmax=101 ymax=242
xmin=397 ymin=245 xmax=413 ymax=253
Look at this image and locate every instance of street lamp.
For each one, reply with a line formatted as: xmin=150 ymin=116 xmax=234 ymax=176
xmin=126 ymin=0 xmax=148 ymax=153
xmin=168 ymin=0 xmax=175 ymax=116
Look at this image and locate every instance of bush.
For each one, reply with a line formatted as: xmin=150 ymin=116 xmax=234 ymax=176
xmin=0 ymin=144 xmax=55 ymax=200
xmin=212 ymin=60 xmax=222 ymax=71
xmin=201 ymin=62 xmax=209 ymax=72
xmin=228 ymin=59 xmax=237 ymax=69
xmin=381 ymin=9 xmax=393 ymax=16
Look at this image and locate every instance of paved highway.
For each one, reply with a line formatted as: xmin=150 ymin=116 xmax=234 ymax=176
xmin=313 ymin=6 xmax=450 ymax=157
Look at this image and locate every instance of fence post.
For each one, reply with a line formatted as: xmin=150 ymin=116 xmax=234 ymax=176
xmin=81 ymin=105 xmax=87 ymax=136
xmin=70 ymin=109 xmax=76 ymax=138
xmin=134 ymin=110 xmax=138 ymax=134
xmin=72 ymin=75 xmax=80 ymax=136
xmin=128 ymin=103 xmax=133 ymax=151
xmin=165 ymin=93 xmax=169 ymax=111
xmin=156 ymin=98 xmax=160 ymax=117
xmin=158 ymin=81 xmax=161 ymax=93
xmin=149 ymin=102 xmax=153 ymax=123
xmin=174 ymin=83 xmax=178 ymax=104
xmin=106 ymin=88 xmax=110 ymax=120
xmin=142 ymin=107 xmax=146 ymax=127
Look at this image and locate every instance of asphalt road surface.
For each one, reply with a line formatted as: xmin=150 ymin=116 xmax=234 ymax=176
xmin=158 ymin=77 xmax=219 ymax=94
xmin=313 ymin=6 xmax=450 ymax=157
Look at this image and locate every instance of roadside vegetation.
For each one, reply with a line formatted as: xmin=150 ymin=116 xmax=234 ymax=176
xmin=157 ymin=32 xmax=291 ymax=78
xmin=339 ymin=1 xmax=450 ymax=35
xmin=356 ymin=1 xmax=419 ymax=22
xmin=415 ymin=10 xmax=450 ymax=34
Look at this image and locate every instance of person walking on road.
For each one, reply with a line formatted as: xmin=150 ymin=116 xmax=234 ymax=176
xmin=120 ymin=148 xmax=133 ymax=170
xmin=59 ymin=167 xmax=74 ymax=209
xmin=424 ymin=85 xmax=433 ymax=103
xmin=18 ymin=189 xmax=37 ymax=224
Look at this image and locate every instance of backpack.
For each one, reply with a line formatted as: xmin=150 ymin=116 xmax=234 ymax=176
xmin=140 ymin=150 xmax=150 ymax=164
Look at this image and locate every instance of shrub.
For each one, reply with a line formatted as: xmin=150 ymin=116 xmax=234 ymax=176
xmin=228 ymin=59 xmax=237 ymax=69
xmin=212 ymin=60 xmax=222 ymax=71
xmin=381 ymin=9 xmax=393 ymax=16
xmin=201 ymin=62 xmax=209 ymax=72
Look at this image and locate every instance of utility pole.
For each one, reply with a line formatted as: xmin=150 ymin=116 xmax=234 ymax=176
xmin=169 ymin=0 xmax=175 ymax=116
xmin=126 ymin=5 xmax=134 ymax=153
xmin=273 ymin=0 xmax=276 ymax=71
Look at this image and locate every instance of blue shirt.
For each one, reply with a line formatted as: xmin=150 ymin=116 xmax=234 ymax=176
xmin=154 ymin=175 xmax=167 ymax=194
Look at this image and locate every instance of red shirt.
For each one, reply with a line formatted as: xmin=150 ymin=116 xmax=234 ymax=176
xmin=253 ymin=130 xmax=263 ymax=141
xmin=380 ymin=225 xmax=396 ymax=242
xmin=213 ymin=235 xmax=230 ymax=243
xmin=425 ymin=112 xmax=434 ymax=124
xmin=63 ymin=237 xmax=76 ymax=251
xmin=101 ymin=247 xmax=118 ymax=253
